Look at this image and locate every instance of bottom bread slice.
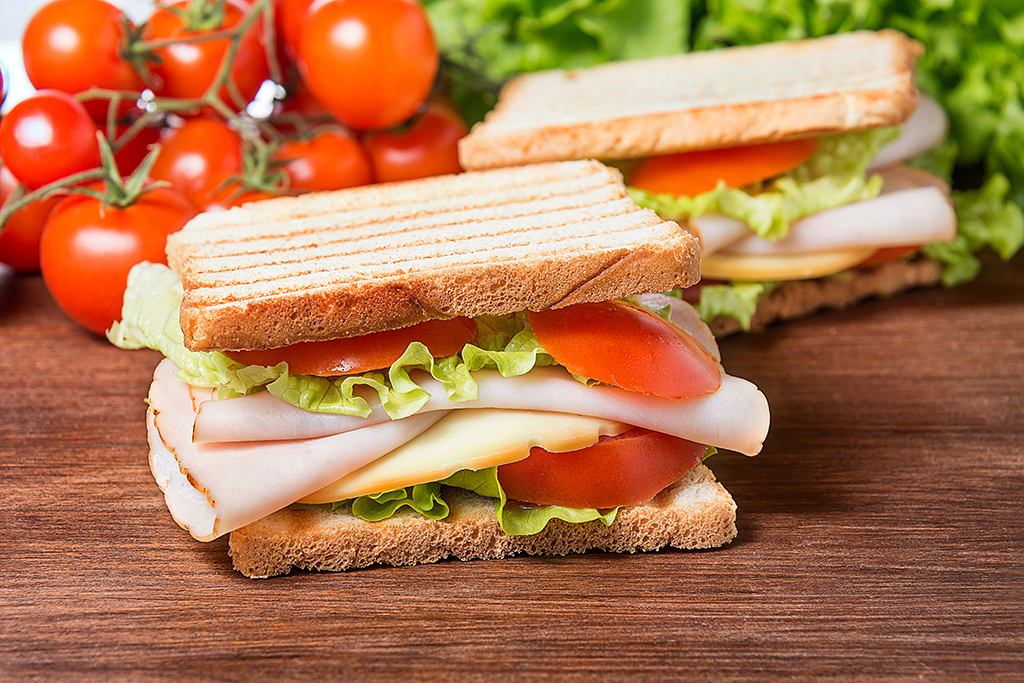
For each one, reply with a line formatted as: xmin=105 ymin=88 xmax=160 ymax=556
xmin=709 ymin=257 xmax=943 ymax=337
xmin=228 ymin=464 xmax=737 ymax=578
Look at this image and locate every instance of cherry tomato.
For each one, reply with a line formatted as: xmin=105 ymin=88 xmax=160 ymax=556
xmin=528 ymin=302 xmax=721 ymax=399
xmin=275 ymin=129 xmax=373 ymax=192
xmin=276 ymin=0 xmax=316 ymax=62
xmin=0 ymin=91 xmax=100 ymax=190
xmin=298 ymin=0 xmax=438 ymax=130
xmin=365 ymin=103 xmax=466 ymax=182
xmin=113 ymin=123 xmax=164 ymax=175
xmin=0 ymin=165 xmax=62 ymax=272
xmin=21 ymin=0 xmax=144 ymax=122
xmin=148 ymin=117 xmax=243 ymax=208
xmin=224 ymin=318 xmax=478 ymax=375
xmin=146 ymin=0 xmax=269 ymax=108
xmin=39 ymin=185 xmax=198 ymax=335
xmin=630 ymin=138 xmax=819 ymax=197
xmin=855 ymin=246 xmax=919 ymax=269
xmin=497 ymin=428 xmax=705 ymax=509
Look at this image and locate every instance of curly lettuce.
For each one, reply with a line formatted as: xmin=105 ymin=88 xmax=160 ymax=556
xmin=423 ymin=0 xmax=689 ymax=123
xmin=693 ymin=283 xmax=773 ymax=331
xmin=301 ymin=467 xmax=618 ymax=536
xmin=442 ymin=468 xmax=618 ymax=535
xmin=924 ymin=173 xmax=1024 ymax=286
xmin=108 ymin=262 xmax=556 ymax=419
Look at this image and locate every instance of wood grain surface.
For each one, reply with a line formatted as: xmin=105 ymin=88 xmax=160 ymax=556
xmin=1 ymin=254 xmax=1022 ymax=682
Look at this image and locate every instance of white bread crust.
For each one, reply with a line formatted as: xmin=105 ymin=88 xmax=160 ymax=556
xmin=460 ymin=31 xmax=921 ymax=170
xmin=228 ymin=464 xmax=737 ymax=578
xmin=167 ymin=160 xmax=700 ymax=351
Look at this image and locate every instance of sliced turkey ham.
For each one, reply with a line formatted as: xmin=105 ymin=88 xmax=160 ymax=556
xmin=148 ymin=358 xmax=446 ymax=541
xmin=723 ymin=185 xmax=955 ymax=256
xmin=869 ymin=95 xmax=948 ymax=172
xmin=190 ymin=365 xmax=768 ymax=455
xmin=688 ymin=214 xmax=752 ymax=255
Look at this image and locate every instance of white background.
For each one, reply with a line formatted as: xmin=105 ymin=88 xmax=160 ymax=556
xmin=1 ymin=0 xmax=152 ymax=110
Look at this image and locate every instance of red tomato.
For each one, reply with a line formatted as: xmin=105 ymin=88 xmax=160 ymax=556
xmin=630 ymin=138 xmax=819 ymax=197
xmin=497 ymin=428 xmax=705 ymax=509
xmin=0 ymin=165 xmax=62 ymax=272
xmin=528 ymin=302 xmax=721 ymax=399
xmin=276 ymin=0 xmax=317 ymax=62
xmin=39 ymin=185 xmax=199 ymax=335
xmin=146 ymin=0 xmax=269 ymax=107
xmin=148 ymin=117 xmax=243 ymax=208
xmin=0 ymin=91 xmax=100 ymax=190
xmin=855 ymin=245 xmax=919 ymax=269
xmin=224 ymin=318 xmax=478 ymax=375
xmin=113 ymin=123 xmax=164 ymax=175
xmin=21 ymin=0 xmax=144 ymax=121
xmin=275 ymin=129 xmax=373 ymax=191
xmin=298 ymin=0 xmax=438 ymax=130
xmin=365 ymin=103 xmax=466 ymax=182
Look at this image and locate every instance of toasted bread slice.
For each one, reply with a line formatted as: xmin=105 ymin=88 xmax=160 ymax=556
xmin=708 ymin=258 xmax=943 ymax=337
xmin=167 ymin=160 xmax=700 ymax=352
xmin=228 ymin=464 xmax=737 ymax=578
xmin=459 ymin=31 xmax=920 ymax=171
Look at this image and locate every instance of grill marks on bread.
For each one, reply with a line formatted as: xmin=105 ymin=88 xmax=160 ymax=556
xmin=168 ymin=161 xmax=700 ymax=351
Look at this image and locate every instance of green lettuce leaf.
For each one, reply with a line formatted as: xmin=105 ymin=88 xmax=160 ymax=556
xmin=108 ymin=263 xmax=559 ymax=418
xmin=923 ymin=173 xmax=1024 ymax=286
xmin=444 ymin=468 xmax=618 ymax=535
xmin=906 ymin=137 xmax=959 ymax=183
xmin=462 ymin=317 xmax=555 ymax=375
xmin=693 ymin=283 xmax=772 ymax=330
xmin=693 ymin=0 xmax=886 ymax=49
xmin=630 ymin=129 xmax=894 ymax=240
xmin=350 ymin=483 xmax=450 ymax=521
xmin=424 ymin=0 xmax=690 ymax=123
xmin=342 ymin=468 xmax=618 ymax=536
xmin=106 ymin=262 xmax=272 ymax=397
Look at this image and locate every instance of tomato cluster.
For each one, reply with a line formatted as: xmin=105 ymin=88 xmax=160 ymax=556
xmin=0 ymin=0 xmax=467 ymax=335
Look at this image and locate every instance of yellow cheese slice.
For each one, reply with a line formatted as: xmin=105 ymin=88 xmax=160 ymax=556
xmin=702 ymin=248 xmax=875 ymax=281
xmin=299 ymin=409 xmax=630 ymax=504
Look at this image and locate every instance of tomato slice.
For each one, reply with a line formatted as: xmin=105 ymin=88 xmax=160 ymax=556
xmin=224 ymin=318 xmax=477 ymax=376
xmin=855 ymin=245 xmax=919 ymax=269
xmin=629 ymin=138 xmax=819 ymax=197
xmin=497 ymin=427 xmax=705 ymax=509
xmin=528 ymin=302 xmax=721 ymax=399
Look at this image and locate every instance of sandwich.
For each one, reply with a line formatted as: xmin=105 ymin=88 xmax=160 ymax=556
xmin=457 ymin=31 xmax=959 ymax=335
xmin=109 ymin=160 xmax=770 ymax=578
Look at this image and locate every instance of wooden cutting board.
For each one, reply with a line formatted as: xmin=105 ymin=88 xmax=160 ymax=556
xmin=1 ymin=255 xmax=1022 ymax=681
